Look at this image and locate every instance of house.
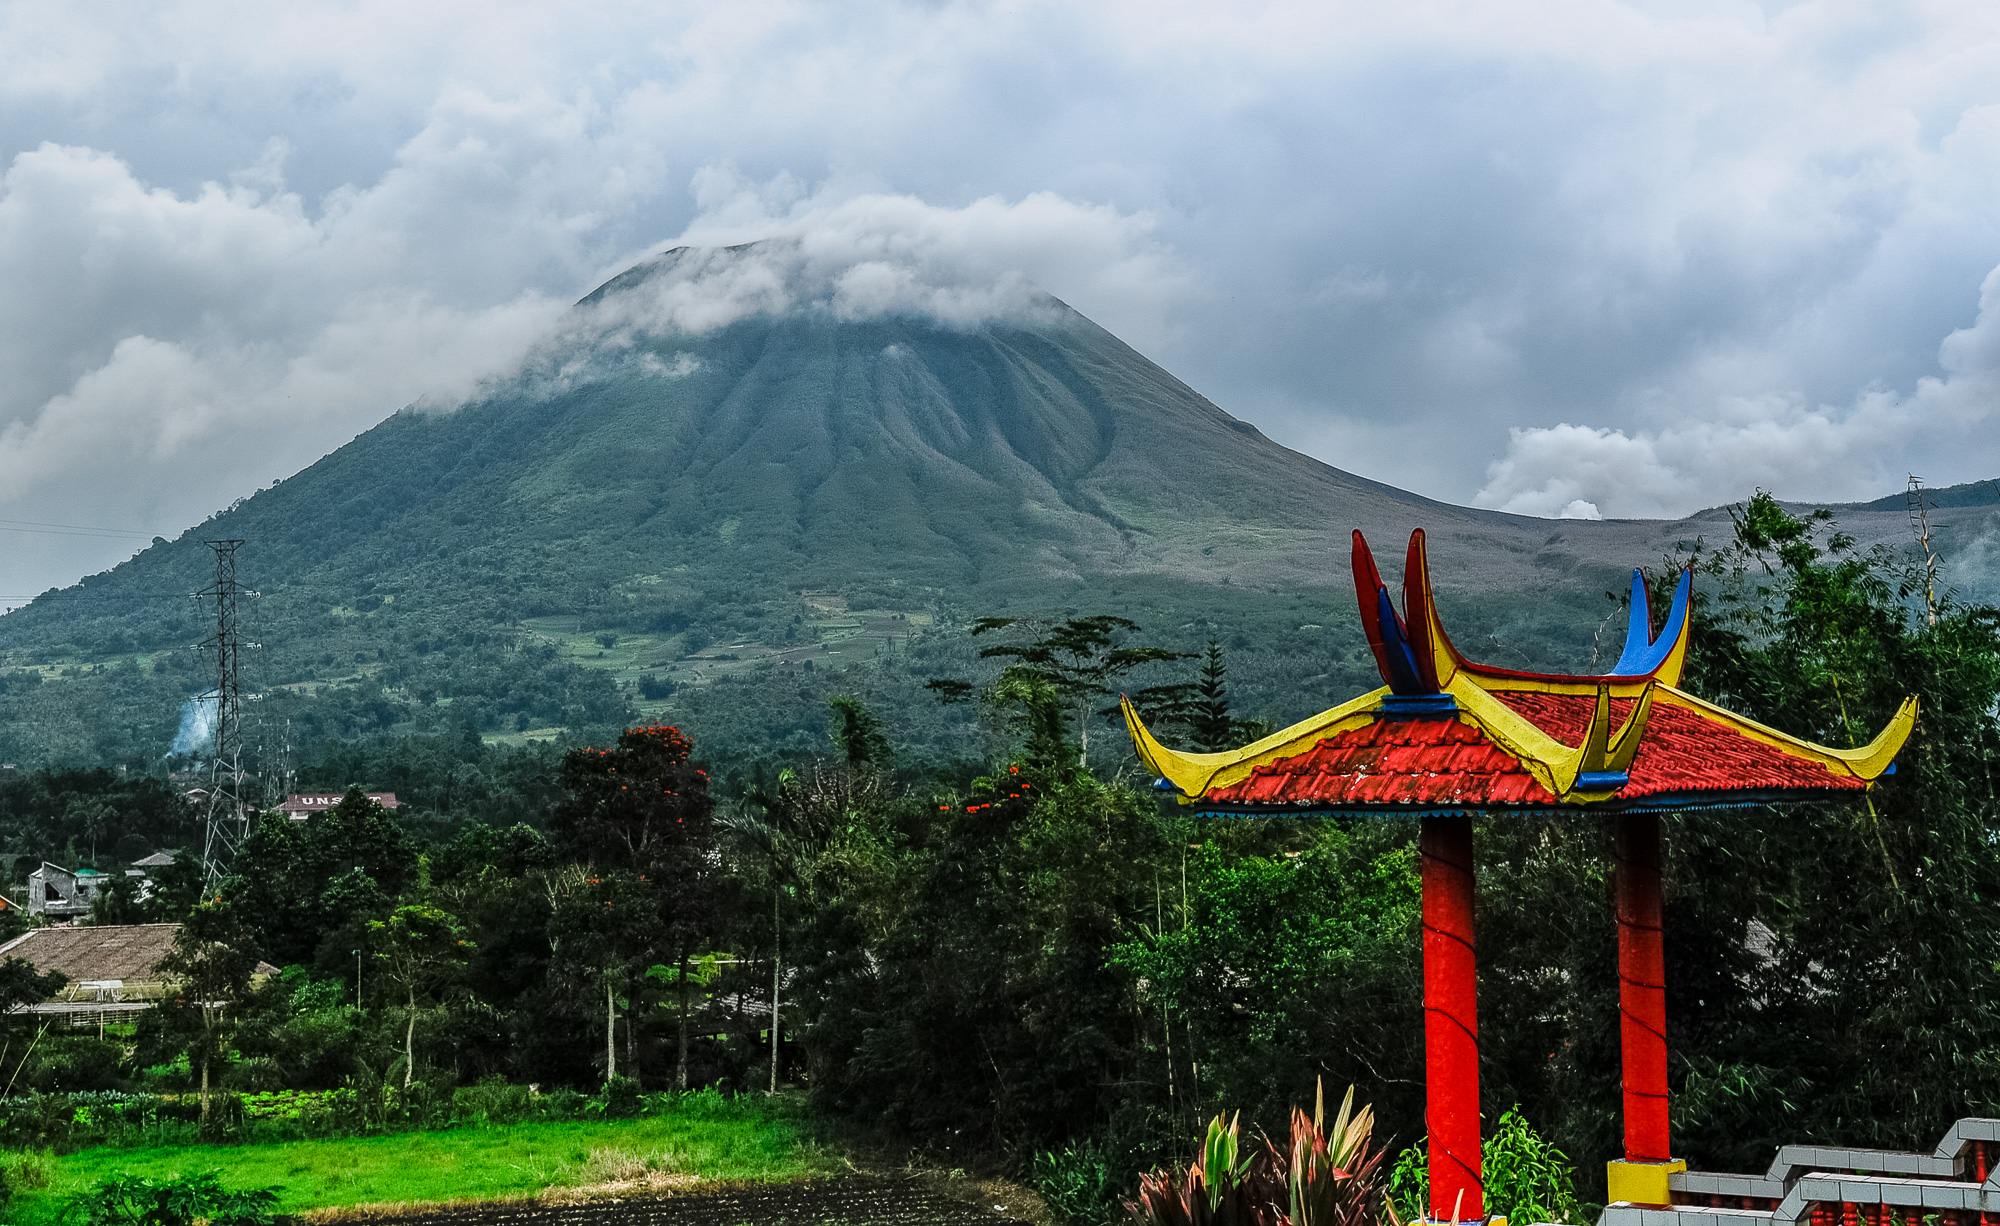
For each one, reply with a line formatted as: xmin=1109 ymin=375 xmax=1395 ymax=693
xmin=278 ymin=792 xmax=400 ymax=820
xmin=27 ymin=862 xmax=112 ymax=919
xmin=0 ymin=923 xmax=278 ymax=1028
xmin=27 ymin=851 xmax=179 ymax=920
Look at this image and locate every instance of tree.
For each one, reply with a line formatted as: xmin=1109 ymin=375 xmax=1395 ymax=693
xmin=369 ymin=902 xmax=474 ymax=1092
xmin=552 ymin=723 xmax=718 ymax=1088
xmin=89 ymin=874 xmax=147 ymax=925
xmin=730 ymin=697 xmax=900 ymax=1093
xmin=142 ymin=855 xmax=206 ymax=922
xmin=158 ymin=901 xmax=260 ymax=1125
xmin=553 ymin=724 xmax=712 ymax=878
xmin=1461 ymin=492 xmax=2000 ymax=1182
xmin=1190 ymin=640 xmax=1238 ymax=752
xmin=1654 ymin=493 xmax=2000 ymax=1163
xmin=64 ymin=796 xmax=116 ymax=866
xmin=0 ymin=957 xmax=67 ymax=1053
xmin=226 ymin=787 xmax=417 ymax=966
xmin=827 ymin=695 xmax=890 ymax=767
xmin=969 ymin=616 xmax=1188 ymax=764
xmin=545 ymin=866 xmax=654 ymax=1084
xmin=1119 ymin=640 xmax=1269 ymax=754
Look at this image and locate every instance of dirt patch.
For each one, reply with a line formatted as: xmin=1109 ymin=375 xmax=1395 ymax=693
xmin=317 ymin=1174 xmax=1037 ymax=1226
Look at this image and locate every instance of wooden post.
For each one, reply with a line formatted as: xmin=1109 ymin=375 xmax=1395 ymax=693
xmin=1422 ymin=813 xmax=1482 ymax=1222
xmin=1616 ymin=812 xmax=1669 ymax=1163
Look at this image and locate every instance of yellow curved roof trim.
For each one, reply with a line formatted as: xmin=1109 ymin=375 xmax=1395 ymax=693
xmin=1443 ymin=672 xmax=1583 ymax=796
xmin=1124 ymin=668 xmax=1913 ymax=809
xmin=1122 ymin=687 xmax=1387 ymax=800
xmin=1444 ymin=673 xmax=1650 ymax=802
xmin=1464 ymin=674 xmax=1663 ymax=699
xmin=1652 ymin=603 xmax=1692 ymax=687
xmin=1653 ymin=687 xmax=1916 ymax=782
xmin=1404 ymin=531 xmax=1462 ymax=689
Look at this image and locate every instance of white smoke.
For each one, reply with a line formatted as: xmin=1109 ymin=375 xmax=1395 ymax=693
xmin=168 ymin=691 xmax=218 ymax=757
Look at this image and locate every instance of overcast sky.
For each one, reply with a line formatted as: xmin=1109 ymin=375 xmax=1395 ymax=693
xmin=3 ymin=0 xmax=1999 ymax=600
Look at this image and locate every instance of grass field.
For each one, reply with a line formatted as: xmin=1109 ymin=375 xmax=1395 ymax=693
xmin=2 ymin=1106 xmax=836 ymax=1224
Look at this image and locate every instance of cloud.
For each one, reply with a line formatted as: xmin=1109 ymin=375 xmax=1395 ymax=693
xmin=572 ymin=174 xmax=1178 ymax=341
xmin=0 ymin=118 xmax=1177 ymax=598
xmin=5 ymin=0 xmax=2000 ymax=586
xmin=0 ymin=94 xmax=639 ymax=597
xmin=1476 ymin=260 xmax=2000 ymax=518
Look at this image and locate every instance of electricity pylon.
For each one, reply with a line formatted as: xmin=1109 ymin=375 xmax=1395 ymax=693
xmin=199 ymin=540 xmax=248 ymax=884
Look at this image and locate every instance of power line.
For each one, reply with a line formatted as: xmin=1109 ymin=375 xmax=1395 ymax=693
xmin=0 ymin=592 xmax=200 ymax=602
xmin=0 ymin=519 xmax=158 ymax=540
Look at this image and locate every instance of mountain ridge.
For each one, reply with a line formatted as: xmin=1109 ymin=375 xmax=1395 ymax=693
xmin=0 ymin=248 xmax=1991 ymax=771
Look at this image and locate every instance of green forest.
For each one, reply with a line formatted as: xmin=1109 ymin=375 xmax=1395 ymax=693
xmin=0 ymin=494 xmax=1996 ymax=1224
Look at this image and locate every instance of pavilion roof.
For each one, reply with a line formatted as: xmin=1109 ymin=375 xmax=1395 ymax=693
xmin=1125 ymin=529 xmax=1915 ymax=815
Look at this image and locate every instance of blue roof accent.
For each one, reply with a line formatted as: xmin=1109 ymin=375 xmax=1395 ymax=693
xmin=1186 ymin=785 xmax=1854 ymax=820
xmin=1379 ymin=694 xmax=1458 ymax=720
xmin=1374 ymin=586 xmax=1427 ymax=694
xmin=1610 ymin=568 xmax=1690 ymax=676
xmin=1575 ymin=771 xmax=1630 ymax=790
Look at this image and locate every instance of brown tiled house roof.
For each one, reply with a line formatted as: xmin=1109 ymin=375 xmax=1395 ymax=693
xmin=0 ymin=923 xmax=183 ymax=984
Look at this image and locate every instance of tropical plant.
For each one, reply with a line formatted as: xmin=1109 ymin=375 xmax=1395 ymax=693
xmin=70 ymin=1170 xmax=283 ymax=1226
xmin=1128 ymin=1111 xmax=1279 ymax=1226
xmin=1266 ymin=1082 xmax=1387 ymax=1226
xmin=966 ymin=615 xmax=1189 ymax=764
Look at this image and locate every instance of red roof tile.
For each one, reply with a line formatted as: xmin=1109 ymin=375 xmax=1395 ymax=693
xmin=1206 ymin=717 xmax=1557 ymax=808
xmin=1199 ymin=693 xmax=1864 ymax=811
xmin=1496 ymin=692 xmax=1861 ymax=799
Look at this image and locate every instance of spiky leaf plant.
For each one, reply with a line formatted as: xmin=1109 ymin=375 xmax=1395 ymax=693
xmin=1129 ymin=1112 xmax=1282 ymax=1226
xmin=1267 ymin=1081 xmax=1388 ymax=1226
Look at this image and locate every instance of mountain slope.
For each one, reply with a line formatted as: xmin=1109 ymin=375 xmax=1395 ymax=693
xmin=0 ymin=247 xmax=1993 ymax=771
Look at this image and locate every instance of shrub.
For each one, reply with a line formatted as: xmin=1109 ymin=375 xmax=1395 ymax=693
xmin=1032 ymin=1138 xmax=1119 ymax=1225
xmin=1266 ymin=1084 xmax=1386 ymax=1226
xmin=541 ymin=1087 xmax=588 ymax=1117
xmin=602 ymin=1076 xmax=643 ymax=1118
xmin=1482 ymin=1107 xmax=1581 ymax=1225
xmin=1129 ymin=1111 xmax=1277 ymax=1226
xmin=70 ymin=1171 xmax=286 ymax=1226
xmin=1387 ymin=1106 xmax=1581 ymax=1225
xmin=454 ymin=1076 xmax=533 ymax=1124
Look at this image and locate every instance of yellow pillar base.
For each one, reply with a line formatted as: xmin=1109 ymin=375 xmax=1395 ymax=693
xmin=1606 ymin=1159 xmax=1686 ymax=1207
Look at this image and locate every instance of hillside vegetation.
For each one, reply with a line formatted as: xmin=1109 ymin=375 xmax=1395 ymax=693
xmin=0 ymin=245 xmax=1990 ymax=800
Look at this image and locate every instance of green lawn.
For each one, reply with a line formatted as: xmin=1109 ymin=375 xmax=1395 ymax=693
xmin=3 ymin=1109 xmax=835 ymax=1223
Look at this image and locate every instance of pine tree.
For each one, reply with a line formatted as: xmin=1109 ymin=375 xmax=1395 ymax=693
xmin=1191 ymin=641 xmax=1235 ymax=752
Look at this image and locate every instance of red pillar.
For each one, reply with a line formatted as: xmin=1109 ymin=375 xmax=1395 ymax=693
xmin=1422 ymin=813 xmax=1482 ymax=1222
xmin=1615 ymin=812 xmax=1670 ymax=1163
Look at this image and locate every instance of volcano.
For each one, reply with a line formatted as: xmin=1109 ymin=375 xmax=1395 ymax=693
xmin=0 ymin=245 xmax=1991 ymax=768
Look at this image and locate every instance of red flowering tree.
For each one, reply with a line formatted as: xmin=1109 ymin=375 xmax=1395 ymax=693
xmin=552 ymin=723 xmax=717 ymax=1087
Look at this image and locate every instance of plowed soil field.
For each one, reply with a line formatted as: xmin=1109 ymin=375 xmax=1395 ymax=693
xmin=346 ymin=1175 xmax=1035 ymax=1226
